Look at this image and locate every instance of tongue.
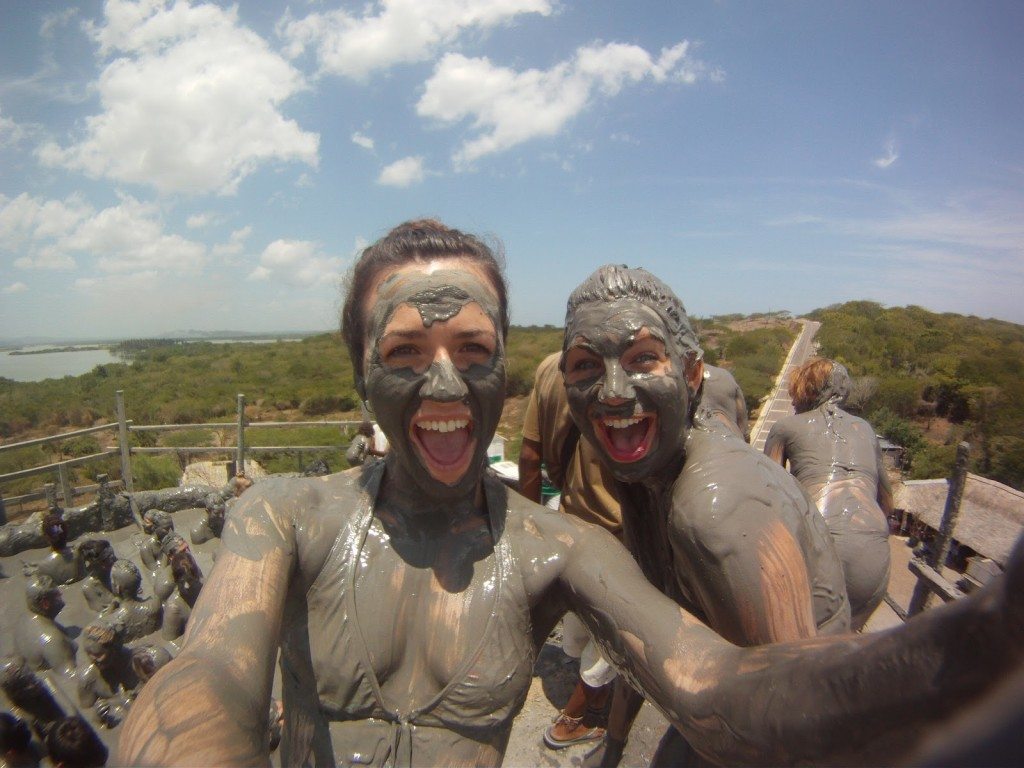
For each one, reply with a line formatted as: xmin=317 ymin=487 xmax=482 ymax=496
xmin=418 ymin=427 xmax=471 ymax=465
xmin=609 ymin=421 xmax=647 ymax=454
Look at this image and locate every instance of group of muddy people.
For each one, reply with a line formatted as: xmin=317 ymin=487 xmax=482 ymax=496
xmin=0 ymin=474 xmax=256 ymax=767
xmin=3 ymin=219 xmax=1023 ymax=768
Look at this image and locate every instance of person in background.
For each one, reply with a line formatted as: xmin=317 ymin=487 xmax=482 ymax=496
xmin=560 ymin=265 xmax=849 ymax=767
xmin=764 ymin=357 xmax=892 ymax=629
xmin=698 ymin=364 xmax=748 ymax=441
xmin=519 ymin=352 xmax=622 ymax=749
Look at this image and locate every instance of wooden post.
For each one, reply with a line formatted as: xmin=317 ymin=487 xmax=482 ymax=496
xmin=236 ymin=394 xmax=246 ymax=475
xmin=0 ymin=491 xmax=7 ymax=525
xmin=57 ymin=462 xmax=75 ymax=508
xmin=45 ymin=482 xmax=57 ymax=510
xmin=116 ymin=390 xmax=134 ymax=493
xmin=908 ymin=441 xmax=971 ymax=616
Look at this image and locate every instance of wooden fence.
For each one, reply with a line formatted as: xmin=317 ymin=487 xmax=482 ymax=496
xmin=0 ymin=390 xmax=361 ymax=521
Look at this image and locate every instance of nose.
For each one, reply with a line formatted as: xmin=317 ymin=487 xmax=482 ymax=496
xmin=421 ymin=357 xmax=469 ymax=402
xmin=598 ymin=360 xmax=635 ymax=404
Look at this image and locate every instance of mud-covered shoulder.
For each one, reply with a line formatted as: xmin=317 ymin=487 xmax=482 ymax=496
xmin=221 ymin=467 xmax=370 ymax=569
xmin=673 ymin=426 xmax=809 ymax=529
xmin=496 ymin=476 xmax=623 ymax=600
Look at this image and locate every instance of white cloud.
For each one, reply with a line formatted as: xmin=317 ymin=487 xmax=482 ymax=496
xmin=0 ymin=109 xmax=29 ymax=148
xmin=40 ymin=8 xmax=78 ymax=38
xmin=417 ymin=41 xmax=720 ymax=167
xmin=37 ymin=0 xmax=319 ymax=195
xmin=279 ymin=0 xmax=553 ymax=80
xmin=352 ymin=131 xmax=375 ymax=151
xmin=249 ymin=239 xmax=343 ymax=286
xmin=1 ymin=192 xmax=206 ymax=275
xmin=377 ymin=156 xmax=426 ymax=187
xmin=0 ymin=192 xmax=93 ymax=258
xmin=212 ymin=225 xmax=252 ymax=258
xmin=873 ymin=139 xmax=899 ymax=169
xmin=2 ymin=282 xmax=28 ymax=294
xmin=186 ymin=212 xmax=213 ymax=229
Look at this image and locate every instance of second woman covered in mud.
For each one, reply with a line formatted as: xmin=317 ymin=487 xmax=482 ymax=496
xmin=764 ymin=357 xmax=893 ymax=628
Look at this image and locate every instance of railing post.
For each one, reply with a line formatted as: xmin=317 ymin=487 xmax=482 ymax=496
xmin=116 ymin=390 xmax=134 ymax=493
xmin=236 ymin=394 xmax=246 ymax=474
xmin=58 ymin=462 xmax=75 ymax=509
xmin=45 ymin=482 xmax=57 ymax=510
xmin=908 ymin=441 xmax=971 ymax=617
xmin=0 ymin=491 xmax=6 ymax=525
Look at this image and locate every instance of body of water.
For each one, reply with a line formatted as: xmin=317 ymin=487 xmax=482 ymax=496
xmin=0 ymin=347 xmax=122 ymax=382
xmin=0 ymin=338 xmax=305 ymax=382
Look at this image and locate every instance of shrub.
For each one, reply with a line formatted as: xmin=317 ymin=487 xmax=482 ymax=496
xmin=131 ymin=454 xmax=182 ymax=491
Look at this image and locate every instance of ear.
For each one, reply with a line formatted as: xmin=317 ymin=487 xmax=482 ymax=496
xmin=685 ymin=356 xmax=705 ymax=396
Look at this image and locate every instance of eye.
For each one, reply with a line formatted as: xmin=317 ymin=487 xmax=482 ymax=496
xmin=459 ymin=341 xmax=493 ymax=356
xmin=383 ymin=343 xmax=420 ymax=360
xmin=571 ymin=358 xmax=599 ymax=372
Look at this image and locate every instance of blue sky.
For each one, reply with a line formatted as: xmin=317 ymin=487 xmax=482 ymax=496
xmin=1 ymin=0 xmax=1022 ymax=340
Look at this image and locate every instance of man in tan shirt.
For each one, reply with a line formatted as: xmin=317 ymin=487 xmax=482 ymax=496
xmin=519 ymin=352 xmax=622 ymax=749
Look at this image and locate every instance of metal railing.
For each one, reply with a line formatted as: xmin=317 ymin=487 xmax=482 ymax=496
xmin=0 ymin=390 xmax=361 ymax=520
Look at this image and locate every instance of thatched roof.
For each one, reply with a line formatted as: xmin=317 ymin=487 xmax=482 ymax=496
xmin=895 ymin=473 xmax=1024 ymax=565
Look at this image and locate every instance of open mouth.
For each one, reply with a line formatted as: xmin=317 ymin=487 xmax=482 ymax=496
xmin=411 ymin=414 xmax=477 ymax=484
xmin=593 ymin=414 xmax=656 ymax=463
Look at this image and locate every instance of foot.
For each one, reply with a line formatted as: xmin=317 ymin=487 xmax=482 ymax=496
xmin=582 ymin=735 xmax=626 ymax=768
xmin=543 ymin=712 xmax=606 ymax=750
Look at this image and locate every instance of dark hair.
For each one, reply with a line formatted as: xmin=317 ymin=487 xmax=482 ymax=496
xmin=340 ymin=219 xmax=509 ymax=381
xmin=0 ymin=656 xmax=62 ymax=719
xmin=46 ymin=716 xmax=107 ymax=768
xmin=564 ymin=265 xmax=702 ymax=361
xmin=79 ymin=539 xmax=114 ymax=569
xmin=0 ymin=711 xmax=31 ymax=752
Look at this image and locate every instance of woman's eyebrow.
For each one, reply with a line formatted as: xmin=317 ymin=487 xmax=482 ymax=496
xmin=380 ymin=328 xmax=427 ymax=342
xmin=453 ymin=328 xmax=496 ymax=340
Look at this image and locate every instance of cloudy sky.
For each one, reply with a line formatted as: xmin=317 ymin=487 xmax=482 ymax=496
xmin=1 ymin=0 xmax=1022 ymax=340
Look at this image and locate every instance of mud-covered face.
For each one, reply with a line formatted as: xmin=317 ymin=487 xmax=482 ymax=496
xmin=85 ymin=639 xmax=112 ymax=667
xmin=362 ymin=260 xmax=506 ymax=499
xmin=564 ymin=299 xmax=702 ymax=483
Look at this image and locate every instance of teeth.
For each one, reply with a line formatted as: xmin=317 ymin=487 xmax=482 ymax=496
xmin=605 ymin=417 xmax=643 ymax=429
xmin=419 ymin=419 xmax=469 ymax=432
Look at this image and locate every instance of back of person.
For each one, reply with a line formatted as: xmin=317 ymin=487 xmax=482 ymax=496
xmin=775 ymin=406 xmax=881 ymax=497
xmin=698 ymin=364 xmax=749 ymax=441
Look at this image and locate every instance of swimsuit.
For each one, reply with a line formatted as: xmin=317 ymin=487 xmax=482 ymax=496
xmin=279 ymin=462 xmax=535 ymax=767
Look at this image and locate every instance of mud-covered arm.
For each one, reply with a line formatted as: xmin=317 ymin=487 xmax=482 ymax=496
xmin=118 ymin=486 xmax=297 ymax=767
xmin=763 ymin=425 xmax=787 ymax=465
xmin=558 ymin=520 xmax=1024 ymax=766
xmin=667 ymin=485 xmax=817 ymax=644
xmin=734 ymin=385 xmax=749 ymax=440
xmin=875 ymin=437 xmax=894 ymax=515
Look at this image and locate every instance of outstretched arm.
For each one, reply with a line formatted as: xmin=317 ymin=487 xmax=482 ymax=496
xmin=118 ymin=486 xmax=297 ymax=767
xmin=555 ymin=519 xmax=1024 ymax=766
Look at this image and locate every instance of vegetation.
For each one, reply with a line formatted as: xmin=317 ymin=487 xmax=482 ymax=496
xmin=0 ymin=320 xmax=795 ymax=500
xmin=807 ymin=301 xmax=1024 ymax=489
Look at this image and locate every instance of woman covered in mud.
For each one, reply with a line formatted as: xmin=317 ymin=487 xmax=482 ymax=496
xmin=764 ymin=358 xmax=892 ymax=629
xmin=119 ymin=221 xmax=1023 ymax=768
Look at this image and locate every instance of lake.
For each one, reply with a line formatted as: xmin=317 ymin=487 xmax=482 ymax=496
xmin=0 ymin=338 xmax=305 ymax=382
xmin=0 ymin=346 xmax=123 ymax=382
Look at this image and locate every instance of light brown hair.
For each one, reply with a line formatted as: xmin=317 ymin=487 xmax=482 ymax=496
xmin=788 ymin=357 xmax=835 ymax=413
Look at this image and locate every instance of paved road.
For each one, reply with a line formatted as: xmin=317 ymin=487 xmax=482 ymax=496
xmin=748 ymin=319 xmax=821 ymax=452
